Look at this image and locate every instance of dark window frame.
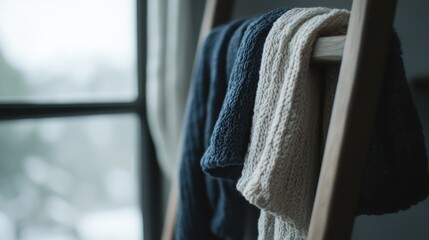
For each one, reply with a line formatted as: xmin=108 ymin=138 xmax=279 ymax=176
xmin=0 ymin=0 xmax=161 ymax=239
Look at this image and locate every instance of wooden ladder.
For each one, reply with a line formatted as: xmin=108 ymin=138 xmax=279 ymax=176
xmin=162 ymin=0 xmax=398 ymax=239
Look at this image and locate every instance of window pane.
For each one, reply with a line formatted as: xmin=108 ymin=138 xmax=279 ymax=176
xmin=0 ymin=115 xmax=142 ymax=240
xmin=0 ymin=0 xmax=137 ymax=103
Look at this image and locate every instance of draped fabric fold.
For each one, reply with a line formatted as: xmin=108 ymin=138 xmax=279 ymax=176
xmin=146 ymin=0 xmax=200 ymax=178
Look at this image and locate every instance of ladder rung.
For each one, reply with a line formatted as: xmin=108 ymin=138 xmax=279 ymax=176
xmin=313 ymin=36 xmax=346 ymax=62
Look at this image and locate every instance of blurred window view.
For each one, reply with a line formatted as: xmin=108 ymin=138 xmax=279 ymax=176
xmin=0 ymin=0 xmax=137 ymax=103
xmin=0 ymin=115 xmax=142 ymax=240
xmin=0 ymin=0 xmax=143 ymax=240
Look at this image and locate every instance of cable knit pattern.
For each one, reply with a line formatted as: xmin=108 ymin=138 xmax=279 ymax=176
xmin=201 ymin=7 xmax=291 ymax=179
xmin=238 ymin=7 xmax=429 ymax=239
xmin=176 ymin=5 xmax=429 ymax=239
xmin=237 ymin=8 xmax=350 ymax=239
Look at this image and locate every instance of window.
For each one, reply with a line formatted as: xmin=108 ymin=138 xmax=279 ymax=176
xmin=0 ymin=1 xmax=160 ymax=240
xmin=0 ymin=0 xmax=137 ymax=103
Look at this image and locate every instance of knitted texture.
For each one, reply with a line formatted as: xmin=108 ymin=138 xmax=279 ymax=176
xmin=176 ymin=19 xmax=253 ymax=240
xmin=226 ymin=17 xmax=258 ymax=79
xmin=201 ymin=7 xmax=292 ymax=179
xmin=236 ymin=8 xmax=349 ymax=239
xmin=358 ymin=32 xmax=429 ymax=214
xmin=237 ymin=7 xmax=429 ymax=239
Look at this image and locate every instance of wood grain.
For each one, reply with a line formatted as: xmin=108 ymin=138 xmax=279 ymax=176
xmin=312 ymin=36 xmax=346 ymax=62
xmin=163 ymin=0 xmax=398 ymax=238
xmin=308 ymin=0 xmax=397 ymax=239
xmin=161 ymin=1 xmax=235 ymax=239
xmin=198 ymin=0 xmax=235 ymax=45
xmin=161 ymin=180 xmax=179 ymax=240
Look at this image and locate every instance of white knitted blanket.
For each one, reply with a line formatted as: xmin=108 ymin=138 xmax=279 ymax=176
xmin=236 ymin=8 xmax=350 ymax=239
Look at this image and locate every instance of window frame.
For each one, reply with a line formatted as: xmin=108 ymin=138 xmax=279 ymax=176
xmin=0 ymin=0 xmax=162 ymax=239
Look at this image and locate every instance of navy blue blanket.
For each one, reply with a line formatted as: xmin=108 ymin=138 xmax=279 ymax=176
xmin=201 ymin=7 xmax=291 ymax=179
xmin=177 ymin=6 xmax=428 ymax=239
xmin=175 ymin=18 xmax=256 ymax=240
